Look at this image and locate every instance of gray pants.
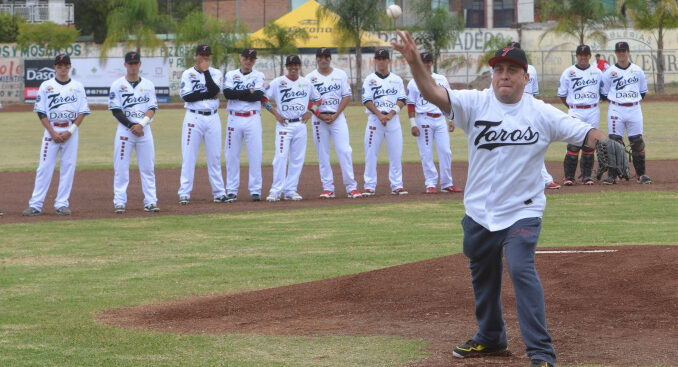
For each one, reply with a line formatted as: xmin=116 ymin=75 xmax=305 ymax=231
xmin=461 ymin=215 xmax=556 ymax=364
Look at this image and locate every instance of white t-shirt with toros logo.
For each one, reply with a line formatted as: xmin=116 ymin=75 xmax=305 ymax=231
xmin=179 ymin=66 xmax=223 ymax=111
xmin=361 ymin=72 xmax=406 ymax=114
xmin=34 ymin=78 xmax=90 ymax=123
xmin=108 ymin=77 xmax=158 ymax=123
xmin=407 ymin=72 xmax=450 ymax=114
xmin=445 ymin=89 xmax=592 ymax=231
xmin=306 ymin=68 xmax=352 ymax=113
xmin=601 ymin=63 xmax=648 ymax=104
xmin=265 ymin=75 xmax=321 ymax=120
xmin=558 ymin=64 xmax=603 ymax=106
xmin=223 ymin=68 xmax=266 ymax=112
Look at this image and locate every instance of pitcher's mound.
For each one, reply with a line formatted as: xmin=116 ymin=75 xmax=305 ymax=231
xmin=98 ymin=246 xmax=677 ymax=367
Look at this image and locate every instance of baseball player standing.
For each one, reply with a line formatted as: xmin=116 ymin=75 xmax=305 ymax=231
xmin=23 ymin=54 xmax=90 ymax=216
xmin=178 ymin=44 xmax=230 ymax=204
xmin=558 ymin=45 xmax=602 ymax=185
xmin=394 ymin=30 xmax=619 ymax=367
xmin=263 ymin=55 xmax=321 ymax=202
xmin=595 ymin=54 xmax=610 ymax=72
xmin=109 ymin=51 xmax=159 ymax=213
xmin=601 ymin=41 xmax=651 ymax=184
xmin=361 ymin=48 xmax=408 ymax=196
xmin=223 ymin=48 xmax=266 ymax=202
xmin=493 ymin=42 xmax=560 ymax=190
xmin=307 ymin=47 xmax=362 ymax=199
xmin=407 ymin=51 xmax=462 ymax=194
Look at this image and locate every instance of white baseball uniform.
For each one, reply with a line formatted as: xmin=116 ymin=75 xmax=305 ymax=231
xmin=445 ymin=89 xmax=592 ymax=231
xmin=362 ymin=71 xmax=407 ymax=192
xmin=407 ymin=73 xmax=455 ymax=189
xmin=29 ymin=77 xmax=90 ymax=211
xmin=223 ymin=68 xmax=266 ymax=197
xmin=178 ymin=66 xmax=226 ymax=200
xmin=265 ymin=75 xmax=321 ymax=196
xmin=307 ymin=67 xmax=358 ymax=193
xmin=601 ymin=62 xmax=648 ymax=136
xmin=558 ymin=64 xmax=603 ymax=128
xmin=109 ymin=76 xmax=158 ymax=207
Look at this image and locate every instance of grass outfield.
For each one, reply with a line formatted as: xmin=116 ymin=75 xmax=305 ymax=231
xmin=1 ymin=102 xmax=676 ymax=171
xmin=1 ymin=191 xmax=676 ymax=367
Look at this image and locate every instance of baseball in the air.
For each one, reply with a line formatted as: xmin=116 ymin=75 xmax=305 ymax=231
xmin=386 ymin=4 xmax=402 ymax=20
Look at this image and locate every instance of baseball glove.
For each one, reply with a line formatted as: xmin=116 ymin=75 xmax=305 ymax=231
xmin=595 ymin=139 xmax=630 ymax=180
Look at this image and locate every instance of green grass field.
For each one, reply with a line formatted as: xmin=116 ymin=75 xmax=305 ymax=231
xmin=1 ymin=101 xmax=676 ymax=171
xmin=1 ymin=192 xmax=677 ymax=367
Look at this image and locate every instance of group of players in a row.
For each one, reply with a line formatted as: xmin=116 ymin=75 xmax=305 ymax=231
xmin=15 ymin=40 xmax=649 ymax=217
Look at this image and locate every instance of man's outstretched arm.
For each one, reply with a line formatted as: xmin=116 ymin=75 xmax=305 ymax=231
xmin=391 ymin=30 xmax=451 ymax=115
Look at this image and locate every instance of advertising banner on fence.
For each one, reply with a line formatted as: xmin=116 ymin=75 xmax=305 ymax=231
xmin=71 ymin=57 xmax=170 ymax=103
xmin=24 ymin=59 xmax=55 ymax=102
xmin=0 ymin=58 xmax=23 ymax=103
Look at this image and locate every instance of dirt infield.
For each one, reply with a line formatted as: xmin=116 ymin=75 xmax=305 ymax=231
xmin=98 ymin=246 xmax=678 ymax=367
xmin=1 ymin=161 xmax=677 ymax=223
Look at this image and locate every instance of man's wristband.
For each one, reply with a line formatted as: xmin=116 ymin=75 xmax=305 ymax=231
xmin=391 ymin=104 xmax=401 ymax=114
xmin=68 ymin=124 xmax=78 ymax=134
xmin=139 ymin=116 xmax=152 ymax=127
xmin=409 ymin=117 xmax=416 ymax=127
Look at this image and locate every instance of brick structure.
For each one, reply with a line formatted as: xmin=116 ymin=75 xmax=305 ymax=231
xmin=203 ymin=0 xmax=291 ymax=32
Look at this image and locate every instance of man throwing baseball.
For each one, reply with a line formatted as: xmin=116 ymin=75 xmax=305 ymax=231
xmin=223 ymin=48 xmax=266 ymax=202
xmin=601 ymin=41 xmax=651 ymax=184
xmin=362 ymin=48 xmax=408 ymax=196
xmin=263 ymin=55 xmax=321 ymax=202
xmin=407 ymin=51 xmax=461 ymax=194
xmin=307 ymin=47 xmax=362 ymax=199
xmin=393 ymin=30 xmax=622 ymax=367
xmin=23 ymin=54 xmax=90 ymax=216
xmin=178 ymin=44 xmax=229 ymax=204
xmin=558 ymin=45 xmax=602 ymax=185
xmin=109 ymin=51 xmax=159 ymax=213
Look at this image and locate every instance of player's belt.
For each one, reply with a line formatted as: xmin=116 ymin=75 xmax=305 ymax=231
xmin=229 ymin=110 xmax=257 ymax=117
xmin=569 ymin=103 xmax=598 ymax=109
xmin=423 ymin=112 xmax=442 ymax=118
xmin=319 ymin=112 xmax=336 ymax=115
xmin=610 ymin=101 xmax=639 ymax=107
xmin=189 ymin=109 xmax=218 ymax=116
xmin=52 ymin=122 xmax=70 ymax=127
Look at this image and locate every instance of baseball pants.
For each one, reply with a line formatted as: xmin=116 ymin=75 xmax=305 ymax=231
xmin=462 ymin=215 xmax=556 ymax=365
xmin=28 ymin=126 xmax=79 ymax=211
xmin=270 ymin=121 xmax=307 ymax=195
xmin=569 ymin=106 xmax=600 ymax=129
xmin=178 ymin=110 xmax=226 ymax=199
xmin=311 ymin=113 xmax=358 ymax=193
xmin=608 ymin=104 xmax=643 ymax=136
xmin=363 ymin=114 xmax=403 ymax=191
xmin=113 ymin=124 xmax=157 ymax=207
xmin=415 ymin=114 xmax=453 ymax=189
xmin=225 ymin=112 xmax=263 ymax=196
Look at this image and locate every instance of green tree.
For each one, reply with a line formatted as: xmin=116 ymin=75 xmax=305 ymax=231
xmin=16 ymin=22 xmax=79 ymax=50
xmin=101 ymin=0 xmax=170 ymax=59
xmin=318 ymin=0 xmax=384 ymax=87
xmin=174 ymin=10 xmax=250 ymax=71
xmin=411 ymin=1 xmax=465 ymax=73
xmin=257 ymin=23 xmax=310 ymax=75
xmin=619 ymin=0 xmax=678 ymax=94
xmin=0 ymin=13 xmax=23 ymax=43
xmin=476 ymin=34 xmax=514 ymax=72
xmin=539 ymin=0 xmax=617 ymax=48
xmin=69 ymin=0 xmax=112 ymax=43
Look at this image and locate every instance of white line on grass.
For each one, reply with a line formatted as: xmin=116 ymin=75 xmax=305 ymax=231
xmin=536 ymin=250 xmax=618 ymax=254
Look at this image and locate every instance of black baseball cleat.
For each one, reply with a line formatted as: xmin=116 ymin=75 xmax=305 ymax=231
xmin=637 ymin=175 xmax=652 ymax=184
xmin=226 ymin=193 xmax=237 ymax=202
xmin=528 ymin=359 xmax=554 ymax=367
xmin=452 ymin=339 xmax=508 ymax=358
xmin=251 ymin=193 xmax=261 ymax=202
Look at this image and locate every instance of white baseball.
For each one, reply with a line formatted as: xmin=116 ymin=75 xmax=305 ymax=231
xmin=386 ymin=4 xmax=402 ymax=20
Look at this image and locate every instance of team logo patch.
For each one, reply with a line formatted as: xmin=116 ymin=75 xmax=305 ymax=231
xmin=120 ymin=86 xmax=127 ymax=91
xmin=234 ymin=74 xmax=241 ymax=80
xmin=47 ymin=86 xmax=54 ymax=92
xmin=570 ymin=71 xmax=575 ymax=76
xmin=370 ymin=79 xmax=376 ymax=85
xmin=281 ymin=80 xmax=287 ymax=86
xmin=109 ymin=91 xmax=115 ymax=99
xmin=180 ymin=81 xmax=185 ymax=89
xmin=311 ymin=76 xmax=317 ymax=82
xmin=190 ymin=73 xmax=196 ymax=78
xmin=36 ymin=95 xmax=41 ymax=102
xmin=611 ymin=72 xmax=617 ymax=77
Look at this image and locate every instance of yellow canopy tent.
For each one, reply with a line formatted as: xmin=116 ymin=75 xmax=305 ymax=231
xmin=249 ymin=0 xmax=390 ymax=49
